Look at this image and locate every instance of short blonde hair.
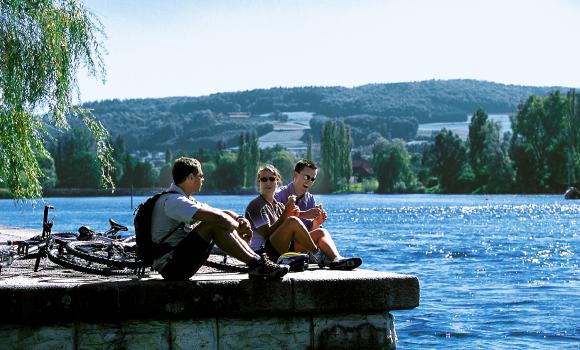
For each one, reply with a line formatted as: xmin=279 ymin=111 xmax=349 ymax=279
xmin=257 ymin=164 xmax=282 ymax=186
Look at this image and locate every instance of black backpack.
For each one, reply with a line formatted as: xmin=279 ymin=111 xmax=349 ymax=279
xmin=134 ymin=191 xmax=181 ymax=265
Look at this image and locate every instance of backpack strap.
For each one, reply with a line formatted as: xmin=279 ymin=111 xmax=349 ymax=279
xmin=156 ymin=190 xmax=183 ymax=245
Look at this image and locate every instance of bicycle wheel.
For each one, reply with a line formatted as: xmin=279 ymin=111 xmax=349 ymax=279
xmin=46 ymin=241 xmax=138 ymax=276
xmin=203 ymin=253 xmax=248 ymax=272
xmin=65 ymin=240 xmax=145 ymax=269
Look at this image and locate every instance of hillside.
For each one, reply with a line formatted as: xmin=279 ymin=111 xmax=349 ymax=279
xmin=82 ymin=79 xmax=565 ymax=153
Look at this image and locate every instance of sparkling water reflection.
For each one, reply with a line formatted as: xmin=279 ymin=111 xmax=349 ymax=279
xmin=1 ymin=194 xmax=578 ymax=349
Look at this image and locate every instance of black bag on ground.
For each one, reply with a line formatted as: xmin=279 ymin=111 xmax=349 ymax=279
xmin=134 ymin=191 xmax=180 ymax=265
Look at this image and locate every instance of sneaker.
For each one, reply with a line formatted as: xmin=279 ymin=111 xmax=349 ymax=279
xmin=248 ymin=253 xmax=289 ymax=280
xmin=328 ymin=257 xmax=363 ymax=270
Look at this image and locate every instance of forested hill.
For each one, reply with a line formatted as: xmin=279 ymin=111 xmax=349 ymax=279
xmin=82 ymin=79 xmax=564 ymax=152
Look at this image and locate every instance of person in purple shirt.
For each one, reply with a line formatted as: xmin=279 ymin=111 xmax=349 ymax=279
xmin=275 ymin=160 xmax=362 ymax=270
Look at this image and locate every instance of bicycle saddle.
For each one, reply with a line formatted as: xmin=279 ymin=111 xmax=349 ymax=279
xmin=109 ymin=218 xmax=129 ymax=231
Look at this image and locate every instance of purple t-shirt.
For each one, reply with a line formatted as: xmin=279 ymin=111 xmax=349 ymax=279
xmin=275 ymin=182 xmax=316 ymax=230
xmin=245 ymin=195 xmax=284 ymax=251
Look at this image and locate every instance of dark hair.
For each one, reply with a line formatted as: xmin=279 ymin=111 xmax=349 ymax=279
xmin=172 ymin=157 xmax=201 ymax=184
xmin=294 ymin=159 xmax=317 ymax=173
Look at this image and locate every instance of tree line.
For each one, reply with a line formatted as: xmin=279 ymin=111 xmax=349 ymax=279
xmin=34 ymin=89 xmax=579 ymax=195
xmin=80 ymin=80 xmax=562 ymax=157
xmin=372 ymin=90 xmax=580 ymax=194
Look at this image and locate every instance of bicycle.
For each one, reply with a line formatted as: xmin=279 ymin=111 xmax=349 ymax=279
xmin=49 ymin=218 xmax=149 ymax=276
xmin=65 ymin=230 xmax=249 ymax=274
xmin=1 ymin=205 xmax=77 ymax=274
xmin=0 ymin=205 xmax=146 ymax=276
xmin=2 ymin=205 xmax=250 ymax=276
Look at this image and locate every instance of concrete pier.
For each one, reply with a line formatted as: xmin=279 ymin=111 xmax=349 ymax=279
xmin=0 ymin=226 xmax=420 ymax=349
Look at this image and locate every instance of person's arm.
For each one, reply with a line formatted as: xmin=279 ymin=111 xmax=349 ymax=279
xmin=298 ymin=196 xmax=321 ymax=219
xmin=223 ymin=210 xmax=252 ymax=243
xmin=256 ymin=198 xmax=299 ymax=238
xmin=299 ymin=208 xmax=322 ymax=220
xmin=311 ymin=209 xmax=327 ymax=230
xmin=193 ymin=206 xmax=238 ymax=231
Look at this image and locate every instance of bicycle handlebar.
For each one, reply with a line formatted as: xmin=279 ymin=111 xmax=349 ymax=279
xmin=42 ymin=205 xmax=54 ymax=239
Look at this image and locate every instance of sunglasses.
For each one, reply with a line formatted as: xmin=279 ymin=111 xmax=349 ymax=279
xmin=259 ymin=177 xmax=277 ymax=183
xmin=302 ymin=174 xmax=316 ymax=182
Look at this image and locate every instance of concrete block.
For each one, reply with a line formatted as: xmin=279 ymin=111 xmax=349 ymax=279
xmin=122 ymin=321 xmax=170 ymax=350
xmin=218 ymin=316 xmax=310 ymax=350
xmin=172 ymin=319 xmax=218 ymax=350
xmin=74 ymin=283 xmax=122 ymax=322
xmin=290 ymin=270 xmax=419 ymax=313
xmin=313 ymin=313 xmax=397 ymax=350
xmin=77 ymin=323 xmax=124 ymax=350
xmin=0 ymin=324 xmax=74 ymax=350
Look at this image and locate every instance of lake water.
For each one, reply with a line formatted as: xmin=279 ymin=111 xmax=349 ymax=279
xmin=1 ymin=194 xmax=579 ymax=349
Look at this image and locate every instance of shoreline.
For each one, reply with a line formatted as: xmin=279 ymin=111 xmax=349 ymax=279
xmin=0 ymin=187 xmax=571 ymax=198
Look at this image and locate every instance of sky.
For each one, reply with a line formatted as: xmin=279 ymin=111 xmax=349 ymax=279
xmin=77 ymin=0 xmax=580 ymax=103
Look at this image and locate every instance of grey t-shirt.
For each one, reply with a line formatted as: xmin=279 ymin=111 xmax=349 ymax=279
xmin=150 ymin=183 xmax=204 ymax=271
xmin=245 ymin=195 xmax=284 ymax=251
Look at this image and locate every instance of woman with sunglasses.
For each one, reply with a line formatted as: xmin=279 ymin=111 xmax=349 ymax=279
xmin=244 ymin=164 xmax=324 ymax=263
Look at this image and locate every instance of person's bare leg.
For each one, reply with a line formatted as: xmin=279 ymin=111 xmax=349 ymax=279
xmin=294 ymin=228 xmax=340 ymax=260
xmin=196 ymin=223 xmax=257 ymax=264
xmin=269 ymin=216 xmax=318 ymax=254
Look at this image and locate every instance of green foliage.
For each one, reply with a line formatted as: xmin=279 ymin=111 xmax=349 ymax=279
xmin=260 ymin=145 xmax=297 ymax=183
xmin=110 ymin=136 xmax=126 ymax=183
xmin=37 ymin=152 xmax=56 ymax=189
xmin=306 ymin=134 xmax=313 ymax=161
xmin=320 ymin=120 xmax=352 ymax=192
xmin=157 ymin=164 xmax=172 ymax=187
xmin=309 ymin=114 xmax=418 ymax=147
xmin=468 ymin=108 xmax=489 ymax=176
xmin=0 ymin=0 xmax=113 ymax=198
xmin=79 ymin=80 xmax=561 ymax=155
xmin=510 ymin=92 xmax=567 ymax=192
xmin=132 ymin=161 xmax=158 ymax=188
xmin=237 ymin=131 xmax=260 ymax=188
xmin=212 ymin=152 xmax=240 ymax=192
xmin=372 ymin=138 xmax=414 ymax=193
xmin=53 ymin=127 xmax=101 ymax=188
xmin=422 ymin=129 xmax=469 ymax=193
xmin=468 ymin=108 xmax=515 ymax=193
xmin=563 ymin=90 xmax=580 ymax=184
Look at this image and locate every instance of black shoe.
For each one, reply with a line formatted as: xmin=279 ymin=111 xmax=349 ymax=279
xmin=328 ymin=257 xmax=363 ymax=270
xmin=249 ymin=253 xmax=289 ymax=280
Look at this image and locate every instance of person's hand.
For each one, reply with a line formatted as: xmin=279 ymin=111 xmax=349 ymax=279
xmin=313 ymin=209 xmax=327 ymax=226
xmin=289 ymin=206 xmax=300 ymax=217
xmin=302 ymin=207 xmax=322 ymax=219
xmin=283 ymin=195 xmax=298 ymax=217
xmin=236 ymin=217 xmax=252 ymax=243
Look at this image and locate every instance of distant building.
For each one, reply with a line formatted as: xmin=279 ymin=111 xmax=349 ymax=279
xmin=352 ymin=158 xmax=373 ymax=181
xmin=228 ymin=112 xmax=250 ymax=118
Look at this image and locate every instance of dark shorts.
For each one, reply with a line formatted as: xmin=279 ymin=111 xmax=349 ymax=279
xmin=159 ymin=229 xmax=214 ymax=281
